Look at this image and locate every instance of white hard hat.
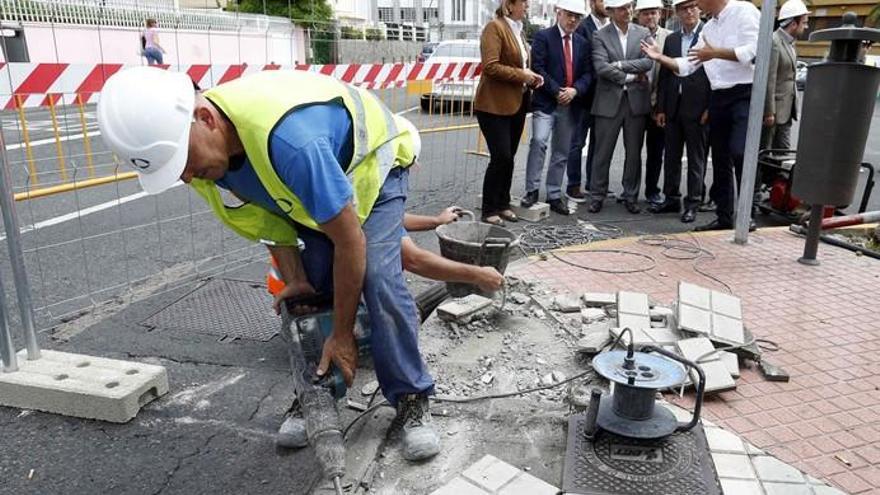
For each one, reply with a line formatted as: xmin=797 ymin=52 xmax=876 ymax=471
xmin=672 ymin=0 xmax=695 ymax=6
xmin=397 ymin=116 xmax=421 ymax=158
xmin=635 ymin=0 xmax=663 ymax=11
xmin=97 ymin=66 xmax=195 ymax=194
xmin=604 ymin=0 xmax=633 ymax=8
xmin=778 ymin=0 xmax=810 ymax=21
xmin=556 ymin=0 xmax=588 ymax=16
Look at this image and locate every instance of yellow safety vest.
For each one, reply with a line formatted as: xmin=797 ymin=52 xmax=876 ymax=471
xmin=190 ymin=70 xmax=417 ymax=246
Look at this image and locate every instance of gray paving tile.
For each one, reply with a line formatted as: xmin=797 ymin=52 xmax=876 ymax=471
xmin=811 ymin=485 xmax=848 ymax=495
xmin=430 ymin=476 xmax=489 ymax=495
xmin=617 ymin=313 xmax=652 ymax=332
xmin=497 ymin=473 xmax=558 ymax=495
xmin=752 ymin=455 xmax=805 ymax=484
xmin=720 ymin=351 xmax=741 ymax=378
xmin=678 ymin=303 xmax=712 ymax=334
xmin=712 ymin=453 xmax=756 ymax=479
xmin=695 ymin=360 xmax=737 ymax=394
xmin=617 ymin=291 xmax=650 ymax=315
xmin=707 ymin=427 xmax=747 ymax=454
xmin=582 ymin=292 xmax=616 ymax=307
xmin=712 ymin=313 xmax=746 ymax=344
xmin=711 ymin=291 xmax=743 ymax=319
xmin=679 ymin=281 xmax=711 ymax=309
xmin=761 ymin=482 xmax=813 ymax=495
xmin=644 ymin=327 xmax=681 ymax=345
xmin=676 ymin=337 xmax=719 ymax=363
xmin=462 ymin=455 xmax=520 ymax=492
xmin=720 ymin=478 xmax=764 ymax=495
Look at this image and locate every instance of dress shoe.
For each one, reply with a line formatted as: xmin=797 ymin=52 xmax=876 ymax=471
xmin=649 ymin=200 xmax=682 ymax=214
xmin=548 ymin=198 xmax=571 ymax=215
xmin=694 ymin=219 xmax=733 ymax=232
xmin=521 ymin=190 xmax=539 ymax=208
xmin=645 ymin=192 xmax=663 ymax=205
xmin=698 ymin=200 xmax=716 ymax=212
xmin=681 ymin=208 xmax=697 ymax=223
xmin=624 ymin=201 xmax=641 ymax=214
xmin=566 ymin=186 xmax=587 ymax=203
xmin=588 ymin=200 xmax=603 ymax=213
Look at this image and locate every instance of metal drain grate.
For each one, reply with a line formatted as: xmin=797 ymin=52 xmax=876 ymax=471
xmin=141 ymin=278 xmax=279 ymax=342
xmin=562 ymin=414 xmax=721 ymax=495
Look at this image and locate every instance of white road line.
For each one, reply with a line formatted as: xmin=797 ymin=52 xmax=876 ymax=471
xmin=396 ymin=105 xmax=421 ymax=116
xmin=2 ymin=182 xmax=182 ymax=240
xmin=4 ymin=130 xmax=101 ymax=151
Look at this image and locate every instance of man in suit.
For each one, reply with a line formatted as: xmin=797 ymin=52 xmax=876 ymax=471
xmin=588 ymin=0 xmax=654 ymax=214
xmin=649 ymin=0 xmax=711 ymax=223
xmin=523 ymin=0 xmax=594 ymax=215
xmin=635 ymin=0 xmax=671 ymax=206
xmin=762 ymin=0 xmax=810 ymax=151
xmin=565 ymin=0 xmax=609 ymax=203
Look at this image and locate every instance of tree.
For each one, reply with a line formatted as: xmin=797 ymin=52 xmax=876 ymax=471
xmin=867 ymin=4 xmax=880 ymax=28
xmin=227 ymin=0 xmax=335 ymax=63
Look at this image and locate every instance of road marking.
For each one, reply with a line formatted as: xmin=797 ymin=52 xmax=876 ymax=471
xmin=4 ymin=130 xmax=101 ymax=151
xmin=396 ymin=105 xmax=420 ymax=116
xmin=1 ymin=182 xmax=182 ymax=240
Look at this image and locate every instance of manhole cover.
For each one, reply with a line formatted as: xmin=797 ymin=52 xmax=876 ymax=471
xmin=141 ymin=278 xmax=279 ymax=342
xmin=562 ymin=414 xmax=721 ymax=495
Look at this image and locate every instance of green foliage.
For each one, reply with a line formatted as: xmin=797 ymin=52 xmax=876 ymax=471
xmin=867 ymin=4 xmax=880 ymax=28
xmin=227 ymin=0 xmax=333 ymax=30
xmin=365 ymin=28 xmax=384 ymax=41
xmin=340 ymin=26 xmax=364 ymax=39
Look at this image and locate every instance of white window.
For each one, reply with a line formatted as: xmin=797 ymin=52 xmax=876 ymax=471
xmin=378 ymin=7 xmax=394 ymax=22
xmin=452 ymin=0 xmax=466 ymax=22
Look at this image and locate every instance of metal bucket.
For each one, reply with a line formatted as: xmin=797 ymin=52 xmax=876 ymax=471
xmin=435 ymin=212 xmax=520 ymax=297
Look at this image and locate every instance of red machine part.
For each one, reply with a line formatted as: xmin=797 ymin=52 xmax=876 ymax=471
xmin=769 ymin=176 xmax=801 ymax=212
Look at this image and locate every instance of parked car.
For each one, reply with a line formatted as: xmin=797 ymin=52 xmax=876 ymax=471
xmin=416 ymin=42 xmax=438 ymax=63
xmin=796 ymin=60 xmax=808 ymax=91
xmin=419 ymin=40 xmax=481 ymax=113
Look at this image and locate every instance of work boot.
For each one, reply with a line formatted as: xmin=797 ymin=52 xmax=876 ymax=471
xmin=396 ymin=394 xmax=440 ymax=461
xmin=276 ymin=400 xmax=308 ymax=449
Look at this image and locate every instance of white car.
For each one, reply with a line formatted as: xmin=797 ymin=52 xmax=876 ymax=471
xmin=419 ymin=40 xmax=481 ymax=113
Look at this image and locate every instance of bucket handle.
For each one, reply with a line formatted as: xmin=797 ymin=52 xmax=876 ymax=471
xmin=456 ymin=209 xmax=476 ymax=222
xmin=476 ymin=236 xmax=512 ymax=266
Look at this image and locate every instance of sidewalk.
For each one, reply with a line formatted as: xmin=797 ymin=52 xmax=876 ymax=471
xmin=508 ymin=227 xmax=880 ymax=494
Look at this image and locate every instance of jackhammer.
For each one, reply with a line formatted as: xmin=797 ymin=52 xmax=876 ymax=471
xmin=279 ymin=284 xmax=448 ymax=493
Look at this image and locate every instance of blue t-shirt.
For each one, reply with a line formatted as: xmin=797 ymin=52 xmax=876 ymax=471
xmin=216 ymin=102 xmax=354 ymax=224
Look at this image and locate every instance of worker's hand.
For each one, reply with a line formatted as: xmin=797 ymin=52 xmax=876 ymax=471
xmin=317 ymin=331 xmax=358 ymax=387
xmin=688 ymin=41 xmax=717 ymax=63
xmin=654 ymin=112 xmax=666 ymax=128
xmin=273 ymin=279 xmax=319 ymax=316
xmin=435 ymin=206 xmax=463 ymax=226
xmin=763 ymin=114 xmax=775 ymax=127
xmin=640 ymin=38 xmax=662 ymax=60
xmin=475 ymin=266 xmax=505 ymax=293
xmin=700 ymin=110 xmax=709 ymax=125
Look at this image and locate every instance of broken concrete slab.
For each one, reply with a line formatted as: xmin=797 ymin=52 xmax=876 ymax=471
xmin=692 ymin=360 xmax=737 ymax=394
xmin=719 ymin=351 xmax=741 ymax=378
xmin=676 ymin=337 xmax=720 ymax=363
xmin=679 ymin=281 xmax=711 ymax=310
xmin=0 ymin=349 xmax=168 ymax=423
xmin=617 ymin=291 xmax=650 ymax=315
xmin=580 ymin=308 xmax=606 ymax=322
xmin=582 ymin=292 xmax=616 ymax=307
xmin=643 ymin=327 xmax=682 ymax=346
xmin=575 ymin=332 xmax=612 ymax=354
xmin=677 ymin=303 xmax=712 ymax=335
xmin=711 ymin=313 xmax=746 ymax=345
xmin=509 ymin=292 xmax=530 ymax=305
xmin=438 ymin=295 xmax=494 ymax=322
xmin=711 ymin=291 xmax=743 ymax=319
xmin=552 ymin=294 xmax=582 ymax=313
xmin=617 ymin=313 xmax=652 ymax=331
xmin=434 ymin=455 xmax=559 ymax=495
xmin=509 ymin=201 xmax=550 ymax=223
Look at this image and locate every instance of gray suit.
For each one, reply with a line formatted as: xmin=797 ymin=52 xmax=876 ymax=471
xmin=590 ymin=22 xmax=654 ymax=203
xmin=761 ymin=29 xmax=798 ymax=150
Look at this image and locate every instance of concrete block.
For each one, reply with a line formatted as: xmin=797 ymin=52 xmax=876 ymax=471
xmin=498 ymin=473 xmax=558 ymax=495
xmin=462 ymin=455 xmax=521 ymax=492
xmin=711 ymin=291 xmax=742 ymax=319
xmin=576 ymin=332 xmax=612 ymax=354
xmin=509 ymin=201 xmax=549 ymax=222
xmin=438 ymin=294 xmax=493 ymax=322
xmin=711 ymin=313 xmax=745 ymax=344
xmin=679 ymin=281 xmax=711 ymax=310
xmin=676 ymin=337 xmax=719 ymax=363
xmin=581 ymin=308 xmax=607 ymax=322
xmin=430 ymin=477 xmax=489 ymax=495
xmin=617 ymin=291 xmax=650 ymax=315
xmin=582 ymin=292 xmax=616 ymax=307
xmin=0 ymin=349 xmax=168 ymax=423
xmin=677 ymin=303 xmax=712 ymax=334
xmin=719 ymin=351 xmax=741 ymax=378
xmin=552 ymin=294 xmax=581 ymax=313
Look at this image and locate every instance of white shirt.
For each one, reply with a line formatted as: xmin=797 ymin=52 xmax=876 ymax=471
xmin=590 ymin=14 xmax=609 ymax=29
xmin=674 ymin=0 xmax=760 ymax=90
xmin=505 ymin=16 xmax=528 ymax=69
xmin=613 ymin=22 xmax=638 ymax=84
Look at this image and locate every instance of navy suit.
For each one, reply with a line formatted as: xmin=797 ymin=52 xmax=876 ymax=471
xmin=524 ymin=25 xmax=593 ymax=201
xmin=566 ymin=16 xmax=600 ymax=194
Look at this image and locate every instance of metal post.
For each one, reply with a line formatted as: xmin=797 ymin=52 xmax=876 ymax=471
xmin=0 ymin=127 xmax=40 ymax=360
xmin=798 ymin=205 xmax=823 ymax=265
xmin=734 ymin=0 xmax=777 ymax=244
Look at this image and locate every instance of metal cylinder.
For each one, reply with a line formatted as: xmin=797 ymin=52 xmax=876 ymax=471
xmin=583 ymin=389 xmax=602 ymax=439
xmin=799 ymin=206 xmax=824 ymax=265
xmin=611 ymin=383 xmax=655 ymax=421
xmin=0 ymin=267 xmax=17 ymax=371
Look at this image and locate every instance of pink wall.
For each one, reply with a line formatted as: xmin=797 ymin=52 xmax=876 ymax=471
xmin=11 ymin=23 xmax=306 ymax=65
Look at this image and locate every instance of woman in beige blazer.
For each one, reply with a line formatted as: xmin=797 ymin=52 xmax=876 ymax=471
xmin=474 ymin=0 xmax=544 ymax=225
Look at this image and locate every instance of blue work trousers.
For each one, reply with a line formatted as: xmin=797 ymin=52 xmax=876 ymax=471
xmin=296 ymin=167 xmax=434 ymax=407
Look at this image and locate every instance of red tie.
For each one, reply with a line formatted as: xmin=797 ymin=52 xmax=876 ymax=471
xmin=563 ymin=34 xmax=573 ymax=87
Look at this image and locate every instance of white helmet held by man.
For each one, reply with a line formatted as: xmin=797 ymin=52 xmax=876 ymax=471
xmin=778 ymin=0 xmax=810 ymax=21
xmin=97 ymin=66 xmax=195 ymax=194
xmin=635 ymin=0 xmax=664 ymax=11
xmin=556 ymin=0 xmax=589 ymax=16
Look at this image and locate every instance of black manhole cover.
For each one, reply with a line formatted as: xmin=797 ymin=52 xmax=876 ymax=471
xmin=562 ymin=414 xmax=721 ymax=495
xmin=141 ymin=278 xmax=279 ymax=342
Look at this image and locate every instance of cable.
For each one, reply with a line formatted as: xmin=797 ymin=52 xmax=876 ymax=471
xmin=637 ymin=233 xmax=733 ymax=293
xmin=548 ymin=248 xmax=657 ymax=274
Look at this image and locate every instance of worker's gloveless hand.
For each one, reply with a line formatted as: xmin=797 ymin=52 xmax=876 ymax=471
xmin=272 ymin=279 xmax=319 ymax=315
xmin=475 ymin=266 xmax=505 ymax=293
xmin=435 ymin=206 xmax=463 ymax=226
xmin=317 ymin=331 xmax=358 ymax=387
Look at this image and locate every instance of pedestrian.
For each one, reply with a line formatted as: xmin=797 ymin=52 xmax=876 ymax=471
xmin=588 ymin=0 xmax=654 ymax=214
xmin=762 ymin=0 xmax=810 ymax=152
xmin=649 ymin=0 xmax=711 ymax=224
xmin=635 ymin=0 xmax=671 ymax=207
xmin=641 ymin=0 xmax=760 ymax=231
xmin=97 ymin=67 xmax=440 ymax=461
xmin=566 ymin=0 xmax=609 ymax=203
xmin=522 ymin=0 xmax=593 ymax=216
xmin=474 ymin=0 xmax=545 ymax=225
xmin=142 ymin=19 xmax=165 ymax=66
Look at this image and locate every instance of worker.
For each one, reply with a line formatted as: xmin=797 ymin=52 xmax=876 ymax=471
xmin=266 ymin=207 xmax=506 ymax=299
xmin=97 ymin=67 xmax=441 ymax=462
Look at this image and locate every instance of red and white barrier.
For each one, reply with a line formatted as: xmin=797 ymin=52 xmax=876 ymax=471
xmin=0 ymin=62 xmax=483 ymax=110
